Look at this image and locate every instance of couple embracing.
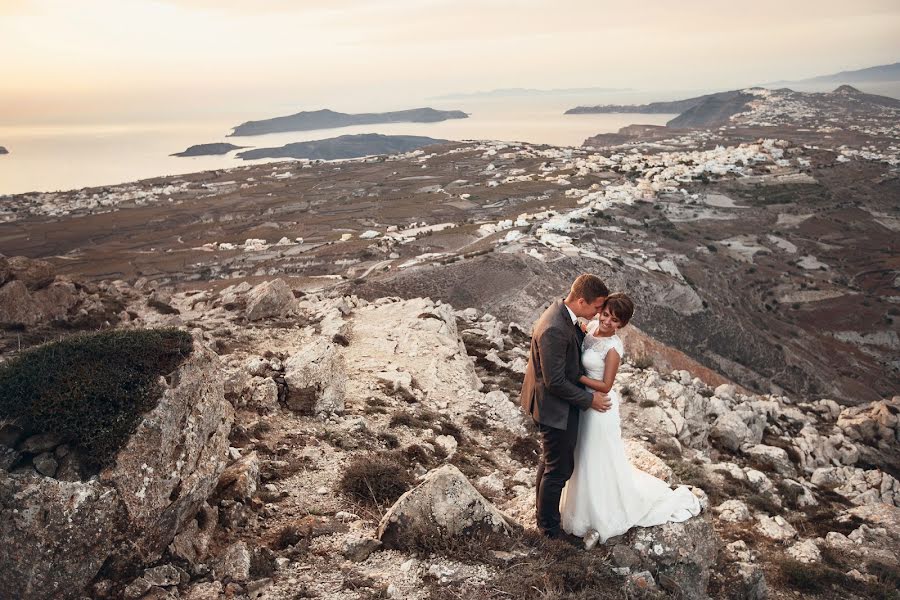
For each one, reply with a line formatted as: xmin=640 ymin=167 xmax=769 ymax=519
xmin=519 ymin=274 xmax=701 ymax=549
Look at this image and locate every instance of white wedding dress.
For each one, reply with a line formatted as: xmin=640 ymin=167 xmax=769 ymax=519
xmin=560 ymin=324 xmax=701 ymax=542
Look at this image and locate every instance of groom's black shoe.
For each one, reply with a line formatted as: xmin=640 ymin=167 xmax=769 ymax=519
xmin=541 ymin=527 xmax=562 ymax=540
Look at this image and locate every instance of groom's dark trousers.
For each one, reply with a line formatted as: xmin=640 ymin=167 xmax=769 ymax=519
xmin=519 ymin=299 xmax=593 ymax=538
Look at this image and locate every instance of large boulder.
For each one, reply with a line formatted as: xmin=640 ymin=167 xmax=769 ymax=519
xmin=710 ymin=412 xmax=758 ymax=452
xmin=245 ymin=278 xmax=295 ymax=321
xmin=7 ymin=255 xmax=54 ymax=290
xmin=283 ymin=340 xmax=346 ymax=414
xmin=0 ymin=340 xmax=233 ymax=599
xmin=377 ymin=464 xmax=516 ymax=549
xmin=607 ymin=514 xmax=719 ymax=600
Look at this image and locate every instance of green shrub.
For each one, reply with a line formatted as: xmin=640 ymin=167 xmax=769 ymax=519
xmin=0 ymin=328 xmax=193 ymax=469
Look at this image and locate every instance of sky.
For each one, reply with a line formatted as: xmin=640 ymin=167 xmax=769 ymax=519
xmin=2 ymin=0 xmax=899 ymax=125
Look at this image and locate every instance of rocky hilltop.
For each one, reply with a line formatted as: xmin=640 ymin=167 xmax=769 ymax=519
xmin=1 ymin=272 xmax=898 ymax=599
xmin=229 ymin=107 xmax=468 ymax=137
xmin=0 ymin=146 xmax=8 ymax=155
xmin=570 ymin=85 xmax=900 ymax=128
xmin=565 ymin=90 xmax=748 ymax=117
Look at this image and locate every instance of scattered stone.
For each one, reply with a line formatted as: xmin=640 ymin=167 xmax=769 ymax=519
xmin=184 ymin=581 xmax=223 ymax=600
xmin=433 ymin=434 xmax=458 ymax=458
xmin=342 ymin=536 xmax=382 ymax=562
xmin=725 ymin=540 xmax=752 ymax=562
xmin=19 ymin=432 xmax=63 ymax=454
xmin=220 ymin=541 xmax=252 ymax=582
xmin=743 ymin=444 xmax=795 ymax=476
xmin=755 ymin=514 xmax=797 ymax=541
xmin=713 ymin=499 xmax=751 ymax=522
xmin=142 ymin=564 xmax=181 ymax=587
xmin=32 ymin=452 xmax=58 ymax=477
xmin=123 ymin=577 xmax=152 ymax=599
xmin=217 ymin=451 xmax=260 ymax=502
xmin=626 ymin=570 xmax=658 ymax=594
xmin=710 ymin=412 xmax=756 ymax=451
xmin=786 ymin=539 xmax=821 ymax=563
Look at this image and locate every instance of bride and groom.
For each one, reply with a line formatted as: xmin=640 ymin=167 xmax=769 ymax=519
xmin=519 ymin=274 xmax=701 ymax=548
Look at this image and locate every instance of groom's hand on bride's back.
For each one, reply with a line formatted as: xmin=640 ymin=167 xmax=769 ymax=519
xmin=591 ymin=391 xmax=611 ymax=412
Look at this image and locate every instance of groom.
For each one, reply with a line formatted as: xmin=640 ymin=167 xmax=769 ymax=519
xmin=519 ymin=274 xmax=612 ymax=539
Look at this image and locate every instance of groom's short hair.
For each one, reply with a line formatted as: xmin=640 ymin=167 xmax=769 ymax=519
xmin=569 ymin=274 xmax=609 ymax=302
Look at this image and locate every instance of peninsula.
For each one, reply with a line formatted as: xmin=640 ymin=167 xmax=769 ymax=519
xmin=229 ymin=107 xmax=468 ymax=137
xmin=235 ymin=133 xmax=446 ymax=160
xmin=171 ymin=143 xmax=246 ymax=157
xmin=566 ymin=90 xmax=756 ymax=128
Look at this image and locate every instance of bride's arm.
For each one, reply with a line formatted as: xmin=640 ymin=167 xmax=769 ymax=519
xmin=578 ymin=350 xmax=620 ymax=393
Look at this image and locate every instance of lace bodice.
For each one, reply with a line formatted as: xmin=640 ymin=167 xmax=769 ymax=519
xmin=581 ymin=322 xmax=624 ymax=380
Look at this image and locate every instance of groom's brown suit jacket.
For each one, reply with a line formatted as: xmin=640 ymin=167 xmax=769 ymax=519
xmin=519 ymin=299 xmax=593 ymax=430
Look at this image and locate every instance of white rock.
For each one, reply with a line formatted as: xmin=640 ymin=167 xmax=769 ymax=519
xmin=714 ymin=499 xmax=752 ymax=522
xmin=756 ymin=514 xmax=797 ymax=541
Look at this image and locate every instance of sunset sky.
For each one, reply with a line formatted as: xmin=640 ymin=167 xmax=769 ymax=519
xmin=2 ymin=0 xmax=898 ymax=125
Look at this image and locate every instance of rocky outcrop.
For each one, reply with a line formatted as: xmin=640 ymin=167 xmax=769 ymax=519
xmin=0 ymin=255 xmax=127 ymax=331
xmin=0 ymin=475 xmax=123 ymax=600
xmin=608 ymin=514 xmax=719 ymax=600
xmin=0 ymin=341 xmax=233 ymax=599
xmin=377 ymin=464 xmax=516 ymax=549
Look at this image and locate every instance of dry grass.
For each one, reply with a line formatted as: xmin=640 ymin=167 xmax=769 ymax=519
xmin=417 ymin=529 xmax=660 ymax=600
xmin=338 ymin=450 xmax=414 ymax=508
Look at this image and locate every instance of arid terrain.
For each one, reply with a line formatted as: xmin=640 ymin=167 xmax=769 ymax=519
xmin=2 ymin=86 xmax=897 ymax=403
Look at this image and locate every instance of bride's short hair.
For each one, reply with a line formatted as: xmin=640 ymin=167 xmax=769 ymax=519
xmin=603 ymin=293 xmax=634 ymax=326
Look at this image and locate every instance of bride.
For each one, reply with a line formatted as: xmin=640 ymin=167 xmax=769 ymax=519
xmin=560 ymin=293 xmax=701 ymax=548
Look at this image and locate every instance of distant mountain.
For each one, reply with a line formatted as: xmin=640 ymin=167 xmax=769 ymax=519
xmin=431 ymin=87 xmax=631 ymax=100
xmin=0 ymin=146 xmax=8 ymax=155
xmin=830 ymin=84 xmax=900 ymax=108
xmin=236 ymin=133 xmax=447 ymax=161
xmin=770 ymin=61 xmax=900 ymax=85
xmin=171 ymin=143 xmax=246 ymax=157
xmin=229 ymin=107 xmax=467 ymax=137
xmin=567 ymin=90 xmax=756 ymax=128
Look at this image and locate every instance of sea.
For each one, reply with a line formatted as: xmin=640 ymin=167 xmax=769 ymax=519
xmin=2 ymin=82 xmax=898 ymax=196
xmin=0 ymin=90 xmax=683 ymax=196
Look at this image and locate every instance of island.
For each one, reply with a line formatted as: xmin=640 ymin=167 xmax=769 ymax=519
xmin=229 ymin=107 xmax=467 ymax=137
xmin=235 ymin=133 xmax=446 ymax=160
xmin=0 ymin=146 xmax=8 ymax=155
xmin=171 ymin=143 xmax=247 ymax=157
